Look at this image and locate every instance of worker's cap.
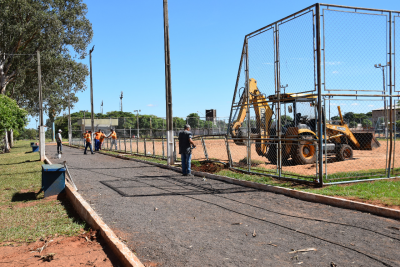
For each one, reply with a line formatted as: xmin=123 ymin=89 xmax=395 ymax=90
xmin=185 ymin=124 xmax=191 ymax=129
xmin=58 ymin=129 xmax=62 ymax=132
xmin=111 ymin=129 xmax=114 ymax=131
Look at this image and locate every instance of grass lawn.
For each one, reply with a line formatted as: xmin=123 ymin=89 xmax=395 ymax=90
xmin=71 ymin=144 xmax=400 ymax=208
xmin=0 ymin=140 xmax=86 ymax=243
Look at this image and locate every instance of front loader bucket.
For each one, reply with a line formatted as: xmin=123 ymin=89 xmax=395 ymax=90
xmin=352 ymin=132 xmax=381 ymax=150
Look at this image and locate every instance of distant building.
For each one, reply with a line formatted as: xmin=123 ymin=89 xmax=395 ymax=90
xmin=78 ymin=119 xmax=119 ymax=132
xmin=371 ymin=105 xmax=400 ymax=126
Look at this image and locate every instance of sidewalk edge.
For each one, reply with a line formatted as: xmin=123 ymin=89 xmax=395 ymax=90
xmin=44 ymin=156 xmax=145 ymax=267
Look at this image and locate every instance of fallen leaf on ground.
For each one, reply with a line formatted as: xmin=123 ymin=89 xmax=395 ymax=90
xmin=330 ymin=262 xmax=337 ymax=267
xmin=252 ymin=230 xmax=256 ymax=237
xmin=268 ymin=242 xmax=277 ymax=247
xmin=289 ymin=248 xmax=317 ymax=254
xmin=231 ymin=223 xmax=242 ymax=225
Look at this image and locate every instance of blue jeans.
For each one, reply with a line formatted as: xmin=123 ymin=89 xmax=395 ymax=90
xmin=181 ymin=153 xmax=192 ymax=175
xmin=95 ymin=139 xmax=100 ymax=151
xmin=84 ymin=142 xmax=94 ymax=154
xmin=57 ymin=142 xmax=62 ymax=154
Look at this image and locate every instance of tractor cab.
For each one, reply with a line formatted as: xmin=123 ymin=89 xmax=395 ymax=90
xmin=268 ymin=93 xmax=320 ymax=135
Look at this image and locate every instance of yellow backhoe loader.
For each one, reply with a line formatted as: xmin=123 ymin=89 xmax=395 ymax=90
xmin=230 ymin=78 xmax=380 ymax=165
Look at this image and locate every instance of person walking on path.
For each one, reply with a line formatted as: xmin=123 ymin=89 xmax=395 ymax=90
xmin=84 ymin=131 xmax=94 ymax=154
xmin=107 ymin=129 xmax=118 ymax=151
xmin=178 ymin=124 xmax=196 ymax=176
xmin=99 ymin=131 xmax=106 ymax=150
xmin=94 ymin=130 xmax=101 ymax=151
xmin=56 ymin=129 xmax=63 ymax=154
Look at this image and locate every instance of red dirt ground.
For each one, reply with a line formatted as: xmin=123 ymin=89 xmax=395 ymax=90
xmin=116 ymin=139 xmax=400 ymax=177
xmin=0 ymin=230 xmax=119 ymax=266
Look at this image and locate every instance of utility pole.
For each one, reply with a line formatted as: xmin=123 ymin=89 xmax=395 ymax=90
xmin=163 ymin=0 xmax=174 ymax=165
xmin=37 ymin=50 xmax=45 ymax=161
xmin=89 ymin=46 xmax=95 ymax=139
xmin=68 ymin=90 xmax=71 ymax=144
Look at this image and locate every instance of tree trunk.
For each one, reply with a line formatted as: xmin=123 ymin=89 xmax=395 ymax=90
xmin=4 ymin=129 xmax=10 ymax=153
xmin=8 ymin=129 xmax=13 ymax=148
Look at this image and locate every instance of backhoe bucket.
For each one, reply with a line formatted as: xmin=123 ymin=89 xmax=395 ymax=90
xmin=352 ymin=132 xmax=381 ymax=150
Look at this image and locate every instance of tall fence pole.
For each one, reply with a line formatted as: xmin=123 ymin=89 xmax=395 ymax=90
xmin=245 ymin=39 xmax=251 ymax=172
xmin=163 ymin=0 xmax=174 ymax=165
xmin=316 ymin=3 xmax=323 ymax=187
xmin=388 ymin=11 xmax=394 ymax=177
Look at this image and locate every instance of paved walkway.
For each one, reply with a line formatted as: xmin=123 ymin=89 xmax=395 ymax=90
xmin=47 ymin=145 xmax=400 ymax=267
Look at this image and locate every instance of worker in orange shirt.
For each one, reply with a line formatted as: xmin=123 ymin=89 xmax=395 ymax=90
xmin=99 ymin=131 xmax=106 ymax=150
xmin=94 ymin=129 xmax=101 ymax=151
xmin=107 ymin=129 xmax=118 ymax=150
xmin=84 ymin=131 xmax=94 ymax=154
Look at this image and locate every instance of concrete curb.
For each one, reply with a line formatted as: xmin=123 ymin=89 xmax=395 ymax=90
xmin=44 ymin=156 xmax=145 ymax=267
xmin=66 ymin=146 xmax=400 ymax=220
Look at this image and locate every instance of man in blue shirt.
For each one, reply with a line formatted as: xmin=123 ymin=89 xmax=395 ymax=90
xmin=178 ymin=125 xmax=196 ymax=176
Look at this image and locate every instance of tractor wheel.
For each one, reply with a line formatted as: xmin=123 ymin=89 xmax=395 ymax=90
xmin=266 ymin=144 xmax=290 ymax=165
xmin=292 ymin=140 xmax=317 ymax=165
xmin=336 ymin=144 xmax=353 ymax=161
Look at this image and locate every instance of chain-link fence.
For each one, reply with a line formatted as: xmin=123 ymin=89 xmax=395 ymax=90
xmin=226 ymin=4 xmax=400 ymax=185
xmin=70 ymin=4 xmax=400 ymax=186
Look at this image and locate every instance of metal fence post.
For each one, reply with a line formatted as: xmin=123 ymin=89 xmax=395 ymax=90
xmin=152 ymin=139 xmax=155 ymax=157
xmin=201 ymin=137 xmax=209 ymax=161
xmin=225 ymin=136 xmax=233 ymax=167
xmin=144 ymin=138 xmax=147 ymax=156
xmin=316 ymin=3 xmax=323 ymax=187
xmin=162 ymin=137 xmax=165 ymax=159
xmin=130 ymin=137 xmax=132 ymax=154
xmin=137 ymin=135 xmax=139 ymax=154
xmin=124 ymin=137 xmax=126 ymax=153
xmin=245 ymin=38 xmax=251 ymax=172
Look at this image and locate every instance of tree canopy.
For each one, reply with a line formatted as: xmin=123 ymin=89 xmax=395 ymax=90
xmin=0 ymin=94 xmax=28 ymax=130
xmin=0 ymin=0 xmax=93 ymax=117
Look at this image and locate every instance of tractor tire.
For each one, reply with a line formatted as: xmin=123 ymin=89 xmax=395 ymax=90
xmin=336 ymin=144 xmax=353 ymax=161
xmin=266 ymin=144 xmax=290 ymax=165
xmin=292 ymin=140 xmax=317 ymax=165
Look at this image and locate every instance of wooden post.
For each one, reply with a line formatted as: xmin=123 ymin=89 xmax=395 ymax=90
xmin=163 ymin=0 xmax=174 ymax=165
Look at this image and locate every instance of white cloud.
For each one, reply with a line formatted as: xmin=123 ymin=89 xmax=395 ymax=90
xmin=147 ymin=104 xmax=155 ymax=107
xmin=368 ymin=105 xmax=374 ymax=107
xmin=330 ymin=103 xmax=337 ymax=106
xmin=351 ymin=103 xmax=359 ymax=106
xmin=262 ymin=62 xmax=274 ymax=65
xmin=332 ymin=71 xmax=339 ymax=74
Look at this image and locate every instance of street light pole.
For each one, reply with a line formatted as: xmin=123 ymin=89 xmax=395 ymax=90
xmin=68 ymin=90 xmax=71 ymax=144
xmin=89 ymin=46 xmax=95 ymax=139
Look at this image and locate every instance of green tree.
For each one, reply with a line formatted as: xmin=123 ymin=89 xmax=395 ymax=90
xmin=0 ymin=0 xmax=93 ymax=117
xmin=0 ymin=95 xmax=27 ymax=131
xmin=187 ymin=113 xmax=200 ymax=129
xmin=362 ymin=119 xmax=372 ymax=128
xmin=16 ymin=128 xmax=38 ymax=140
xmin=0 ymin=95 xmax=28 ymax=152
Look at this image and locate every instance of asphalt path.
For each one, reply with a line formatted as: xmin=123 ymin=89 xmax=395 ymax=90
xmin=47 ymin=144 xmax=400 ymax=267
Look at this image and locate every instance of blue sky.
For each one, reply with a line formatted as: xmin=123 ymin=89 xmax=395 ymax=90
xmin=26 ymin=0 xmax=400 ymax=128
